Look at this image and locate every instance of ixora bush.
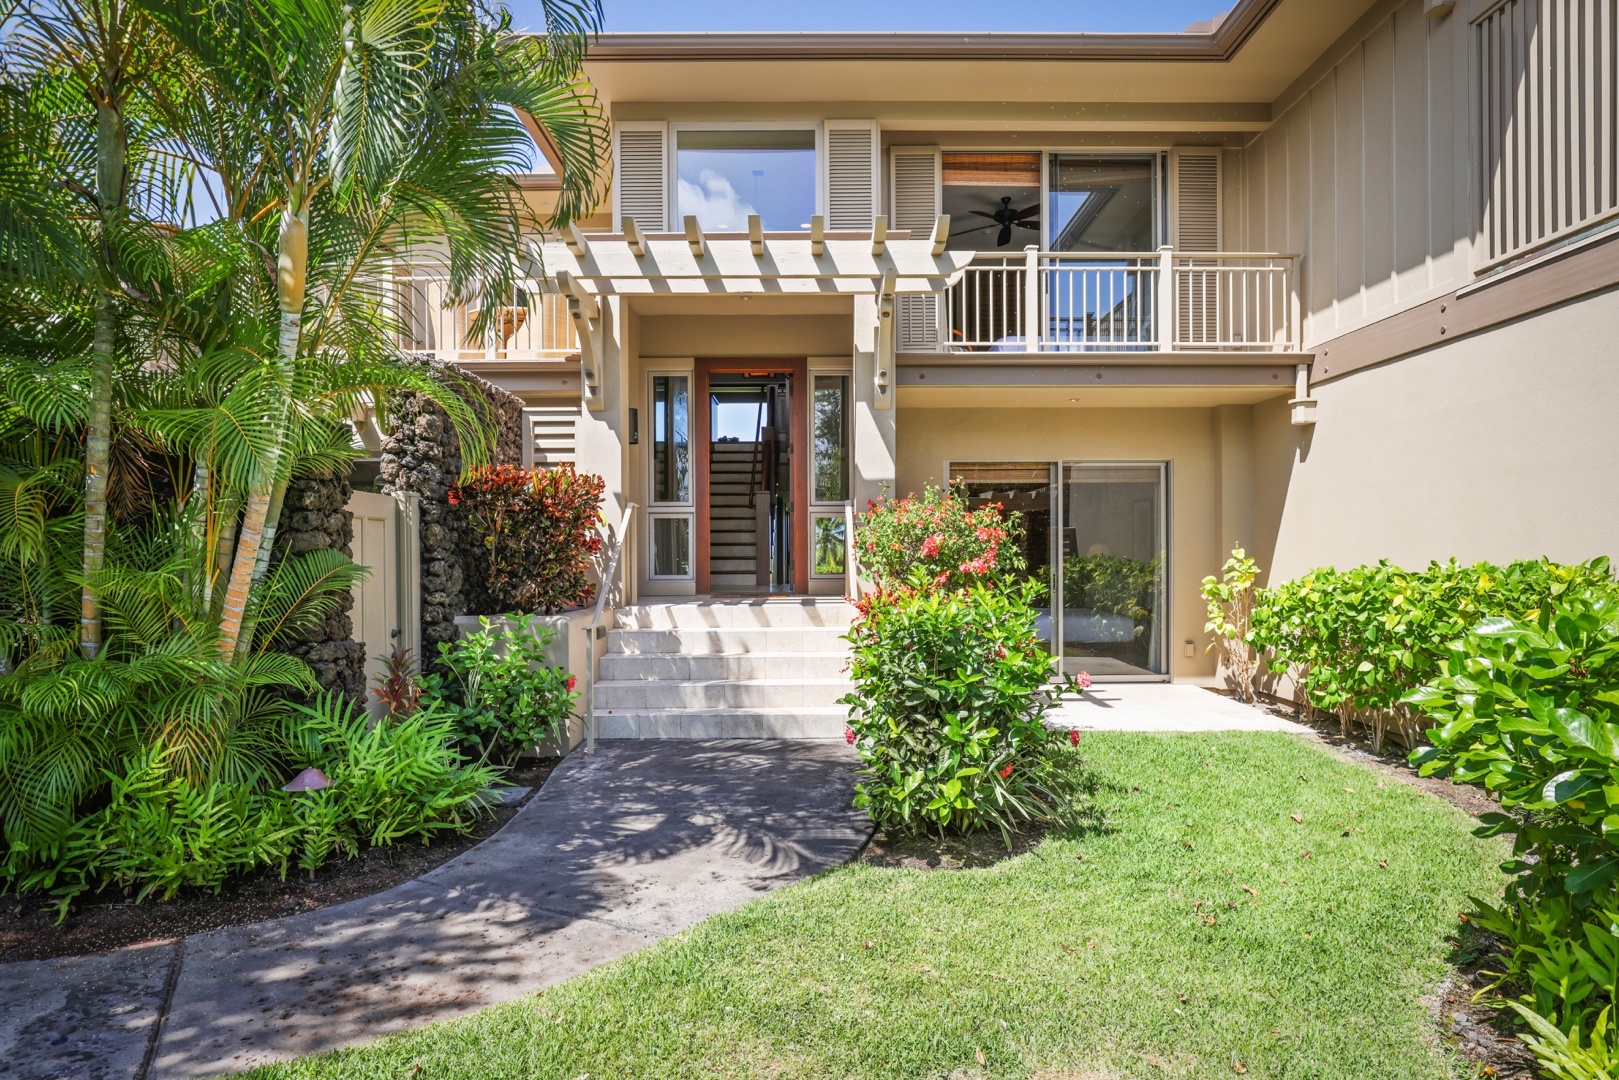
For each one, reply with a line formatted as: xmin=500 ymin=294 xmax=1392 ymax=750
xmin=423 ymin=615 xmax=578 ymax=765
xmin=840 ymin=576 xmax=1083 ymax=840
xmin=1247 ymin=556 xmax=1615 ymax=748
xmin=1408 ymin=588 xmax=1619 ymax=1071
xmin=453 ymin=464 xmax=606 ymax=614
xmin=856 ymin=482 xmax=1017 ymax=589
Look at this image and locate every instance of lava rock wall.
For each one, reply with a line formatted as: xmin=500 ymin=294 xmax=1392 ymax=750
xmin=379 ymin=364 xmax=525 ymax=663
xmin=267 ymin=471 xmax=368 ymax=702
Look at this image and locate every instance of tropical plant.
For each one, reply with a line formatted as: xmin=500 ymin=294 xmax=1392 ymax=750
xmin=840 ymin=575 xmax=1078 ymax=839
xmin=424 ymin=614 xmax=578 ymax=765
xmin=856 ymin=482 xmax=1020 ymax=591
xmin=1202 ymin=545 xmax=1259 ymax=702
xmin=453 ymin=463 xmax=606 ymax=614
xmin=1248 ymin=557 xmax=1615 ymax=748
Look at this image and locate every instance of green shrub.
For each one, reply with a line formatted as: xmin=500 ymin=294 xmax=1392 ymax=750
xmin=840 ymin=576 xmax=1078 ymax=839
xmin=1249 ymin=557 xmax=1614 ymax=748
xmin=1202 ymin=546 xmax=1260 ymax=702
xmin=1409 ymin=588 xmax=1619 ymax=904
xmin=285 ymin=692 xmax=501 ymax=866
xmin=856 ymin=482 xmax=1020 ymax=590
xmin=2 ymin=691 xmax=498 ymax=915
xmin=423 ymin=614 xmax=577 ymax=765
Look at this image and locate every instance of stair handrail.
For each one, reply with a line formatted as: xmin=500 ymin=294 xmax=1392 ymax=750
xmin=583 ymin=501 xmax=635 ymax=755
xmin=746 ymin=400 xmax=767 ymax=495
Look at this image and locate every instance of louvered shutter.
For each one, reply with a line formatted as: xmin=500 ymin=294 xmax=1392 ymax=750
xmin=888 ymin=146 xmax=940 ymax=233
xmin=823 ymin=121 xmax=878 ymax=231
xmin=614 ymin=123 xmax=668 ymax=232
xmin=521 ymin=406 xmax=578 ymax=469
xmin=1170 ymin=147 xmax=1223 ymax=347
xmin=1169 ymin=147 xmax=1222 ymax=251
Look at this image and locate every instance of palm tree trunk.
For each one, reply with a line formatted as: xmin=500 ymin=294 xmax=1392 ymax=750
xmin=79 ymin=98 xmax=126 ymax=660
xmin=218 ymin=199 xmax=305 ymax=660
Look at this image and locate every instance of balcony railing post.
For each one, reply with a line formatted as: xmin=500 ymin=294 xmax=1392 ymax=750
xmin=1156 ymin=245 xmax=1175 ymax=352
xmin=1023 ymin=246 xmax=1040 ymax=351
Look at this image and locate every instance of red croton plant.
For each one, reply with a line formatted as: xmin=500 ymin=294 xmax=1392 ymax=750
xmin=451 ymin=464 xmax=606 ymax=614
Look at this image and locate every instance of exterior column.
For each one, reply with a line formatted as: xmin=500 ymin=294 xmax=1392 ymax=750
xmin=851 ymin=293 xmax=896 ymax=508
xmin=573 ymin=295 xmax=630 ymax=588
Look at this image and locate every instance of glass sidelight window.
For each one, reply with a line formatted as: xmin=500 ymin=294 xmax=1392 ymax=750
xmin=812 ymin=515 xmax=846 ymax=576
xmin=651 ymin=375 xmax=690 ymax=505
xmin=650 ymin=515 xmax=692 ymax=578
xmin=1059 ymin=464 xmax=1166 ymax=677
xmin=812 ymin=375 xmax=850 ymax=503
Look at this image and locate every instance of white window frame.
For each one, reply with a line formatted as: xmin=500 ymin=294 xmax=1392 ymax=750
xmin=668 ymin=121 xmax=824 ymax=231
xmin=806 ymin=359 xmax=853 ymax=579
xmin=646 ymin=368 xmax=695 ymax=581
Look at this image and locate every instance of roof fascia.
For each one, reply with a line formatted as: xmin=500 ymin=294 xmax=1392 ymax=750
xmin=581 ymin=0 xmax=1283 ymax=64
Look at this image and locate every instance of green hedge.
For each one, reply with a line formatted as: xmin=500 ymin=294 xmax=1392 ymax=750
xmin=1247 ymin=557 xmax=1615 ymax=747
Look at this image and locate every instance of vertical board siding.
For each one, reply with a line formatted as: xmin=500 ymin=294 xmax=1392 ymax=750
xmin=1233 ymin=0 xmax=1474 ymax=346
xmin=1476 ymin=0 xmax=1619 ymax=265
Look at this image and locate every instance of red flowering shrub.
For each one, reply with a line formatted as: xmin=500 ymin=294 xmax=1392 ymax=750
xmin=453 ymin=464 xmax=605 ymax=614
xmin=840 ymin=577 xmax=1084 ymax=839
xmin=856 ymin=482 xmax=1019 ymax=591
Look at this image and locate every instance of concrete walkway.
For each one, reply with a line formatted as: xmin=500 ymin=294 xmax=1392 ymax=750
xmin=1049 ymin=682 xmax=1312 ymax=733
xmin=0 ymin=741 xmax=868 ymax=1080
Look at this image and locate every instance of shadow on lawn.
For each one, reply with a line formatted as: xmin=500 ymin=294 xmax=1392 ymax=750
xmin=857 ymin=760 xmax=1120 ymax=871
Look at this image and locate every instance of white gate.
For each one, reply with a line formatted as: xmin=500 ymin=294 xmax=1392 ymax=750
xmin=347 ymin=490 xmax=421 ymax=704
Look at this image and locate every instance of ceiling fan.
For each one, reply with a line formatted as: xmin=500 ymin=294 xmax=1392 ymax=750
xmin=952 ymin=196 xmax=1041 ymax=247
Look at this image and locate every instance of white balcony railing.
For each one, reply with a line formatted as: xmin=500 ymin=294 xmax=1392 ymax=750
xmin=392 ymin=273 xmax=577 ymax=361
xmin=910 ymin=246 xmax=1299 ymax=354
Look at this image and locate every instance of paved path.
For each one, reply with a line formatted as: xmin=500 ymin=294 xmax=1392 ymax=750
xmin=0 ymin=741 xmax=868 ymax=1080
xmin=1050 ymin=682 xmax=1312 ymax=733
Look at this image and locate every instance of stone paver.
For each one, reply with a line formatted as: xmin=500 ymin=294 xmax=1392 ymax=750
xmin=0 ymin=740 xmax=867 ymax=1080
xmin=1050 ymin=682 xmax=1311 ymax=733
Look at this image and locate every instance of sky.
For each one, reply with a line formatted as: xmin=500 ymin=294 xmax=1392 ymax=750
xmin=501 ymin=0 xmax=1227 ymax=34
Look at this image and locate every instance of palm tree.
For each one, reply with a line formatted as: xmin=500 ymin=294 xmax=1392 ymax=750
xmin=138 ymin=0 xmax=609 ymax=661
xmin=4 ymin=0 xmax=182 ymax=659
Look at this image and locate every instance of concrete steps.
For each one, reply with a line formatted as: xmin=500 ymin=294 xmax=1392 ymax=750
xmin=595 ymin=599 xmax=855 ymax=740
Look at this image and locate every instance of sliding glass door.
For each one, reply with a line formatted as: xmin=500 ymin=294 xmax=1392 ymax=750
xmin=1057 ymin=463 xmax=1166 ymax=678
xmin=947 ymin=460 xmax=1168 ymax=679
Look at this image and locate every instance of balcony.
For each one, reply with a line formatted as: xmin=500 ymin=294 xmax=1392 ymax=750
xmin=898 ymin=247 xmax=1301 ymax=355
xmin=391 ymin=272 xmax=578 ymax=362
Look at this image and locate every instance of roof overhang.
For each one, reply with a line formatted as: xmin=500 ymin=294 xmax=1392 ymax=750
xmin=575 ymin=0 xmax=1383 ymax=110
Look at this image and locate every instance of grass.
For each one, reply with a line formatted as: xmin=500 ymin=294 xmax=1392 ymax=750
xmin=253 ymin=733 xmax=1507 ymax=1080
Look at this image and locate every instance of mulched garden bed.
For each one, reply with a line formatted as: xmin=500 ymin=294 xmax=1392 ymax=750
xmin=0 ymin=759 xmax=558 ymax=965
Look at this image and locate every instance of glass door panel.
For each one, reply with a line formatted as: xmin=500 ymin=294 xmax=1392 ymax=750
xmin=948 ymin=462 xmax=1056 ymax=651
xmin=1058 ymin=464 xmax=1166 ymax=677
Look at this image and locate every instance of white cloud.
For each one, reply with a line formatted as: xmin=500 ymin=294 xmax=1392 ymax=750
xmin=677 ymin=169 xmax=758 ymax=231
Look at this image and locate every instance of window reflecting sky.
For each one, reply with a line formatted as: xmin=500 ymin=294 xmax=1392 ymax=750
xmin=676 ymin=131 xmax=817 ymax=231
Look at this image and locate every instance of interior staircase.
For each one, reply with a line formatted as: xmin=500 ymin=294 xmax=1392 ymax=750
xmin=709 ymin=440 xmax=760 ymax=590
xmin=594 ymin=598 xmax=854 ymax=739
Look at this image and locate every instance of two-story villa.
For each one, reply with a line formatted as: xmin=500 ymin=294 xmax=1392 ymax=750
xmin=396 ymin=0 xmax=1619 ymax=731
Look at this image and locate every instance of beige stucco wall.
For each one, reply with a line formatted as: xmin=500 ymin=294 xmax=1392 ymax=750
xmin=637 ymin=313 xmax=852 ymax=359
xmin=1254 ymin=286 xmax=1619 ymax=585
xmin=896 ymin=405 xmax=1254 ymax=681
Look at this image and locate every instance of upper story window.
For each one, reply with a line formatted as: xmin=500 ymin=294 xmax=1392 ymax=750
xmin=1048 ymin=155 xmax=1158 ymax=253
xmin=675 ymin=129 xmax=816 ymax=231
xmin=941 ymin=153 xmax=1042 ymax=252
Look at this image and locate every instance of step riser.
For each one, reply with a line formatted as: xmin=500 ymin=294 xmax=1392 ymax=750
xmin=609 ymin=627 xmax=850 ymax=655
xmin=596 ymin=712 xmax=847 ymax=740
xmin=599 ymin=654 xmax=848 ymax=681
xmin=616 ymin=602 xmax=855 ymax=629
xmin=595 ymin=680 xmax=852 ymax=709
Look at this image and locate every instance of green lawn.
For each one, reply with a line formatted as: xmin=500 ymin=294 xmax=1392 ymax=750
xmin=255 ymin=733 xmax=1506 ymax=1080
